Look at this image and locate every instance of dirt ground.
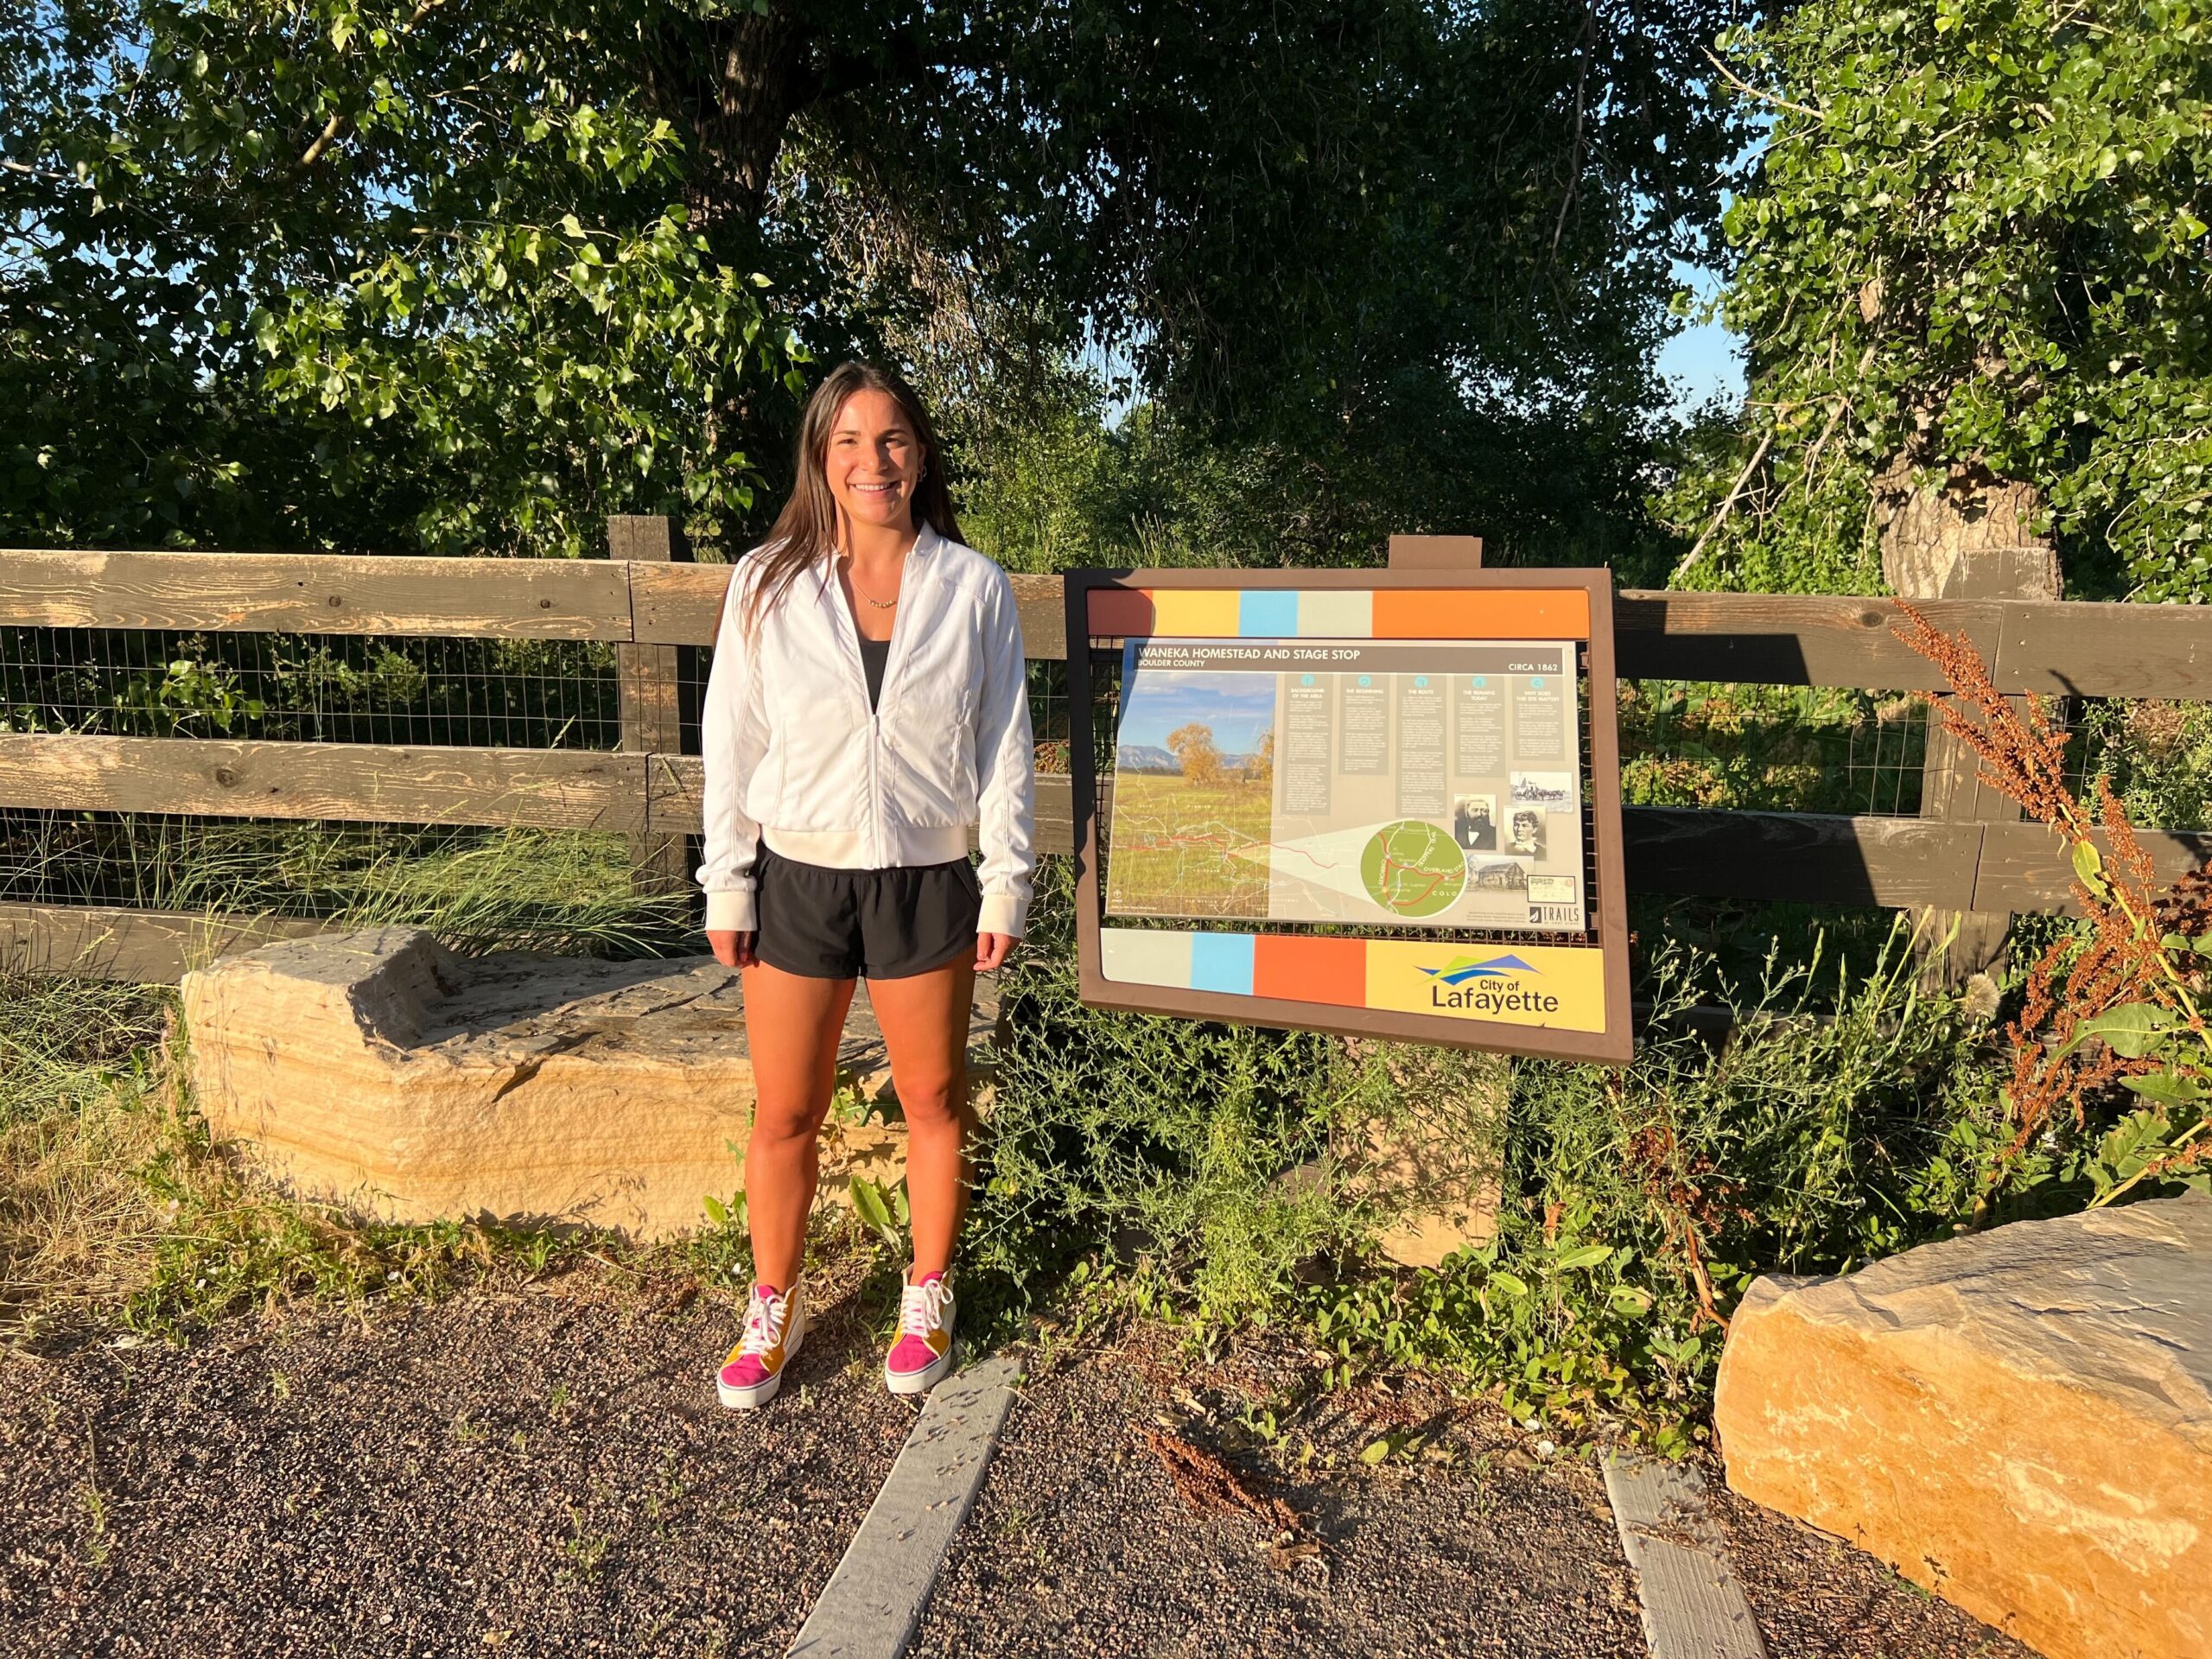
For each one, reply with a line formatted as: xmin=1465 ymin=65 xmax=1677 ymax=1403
xmin=0 ymin=1265 xmax=2030 ymax=1659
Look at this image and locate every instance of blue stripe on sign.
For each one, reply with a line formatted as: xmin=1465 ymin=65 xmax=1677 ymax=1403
xmin=1237 ymin=589 xmax=1299 ymax=638
xmin=1188 ymin=932 xmax=1255 ymax=996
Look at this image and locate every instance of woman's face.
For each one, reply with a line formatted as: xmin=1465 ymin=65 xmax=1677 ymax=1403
xmin=825 ymin=388 xmax=924 ymax=537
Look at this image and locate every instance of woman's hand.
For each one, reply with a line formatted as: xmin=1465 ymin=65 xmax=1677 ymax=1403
xmin=975 ymin=932 xmax=1014 ymax=973
xmin=708 ymin=929 xmax=758 ymax=969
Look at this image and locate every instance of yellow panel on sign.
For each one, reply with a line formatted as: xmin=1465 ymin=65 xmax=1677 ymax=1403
xmin=1363 ymin=941 xmax=1608 ymax=1033
xmin=1147 ymin=588 xmax=1242 ymax=636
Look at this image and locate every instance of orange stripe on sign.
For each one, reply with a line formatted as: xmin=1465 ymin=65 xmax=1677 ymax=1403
xmin=1086 ymin=588 xmax=1157 ymax=636
xmin=1371 ymin=588 xmax=1589 ymax=640
xmin=1252 ymin=934 xmax=1367 ymax=1008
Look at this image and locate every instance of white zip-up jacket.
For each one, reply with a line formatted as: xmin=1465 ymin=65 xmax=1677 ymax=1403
xmin=696 ymin=523 xmax=1036 ymax=941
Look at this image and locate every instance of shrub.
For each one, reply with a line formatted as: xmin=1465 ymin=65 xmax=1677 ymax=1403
xmin=1300 ymin=925 xmax=2005 ymax=1447
xmin=963 ymin=856 xmax=1370 ymax=1328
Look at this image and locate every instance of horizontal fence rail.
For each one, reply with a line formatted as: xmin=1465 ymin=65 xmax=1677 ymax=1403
xmin=16 ymin=549 xmax=2212 ymax=696
xmin=6 ymin=541 xmax=2212 ymax=981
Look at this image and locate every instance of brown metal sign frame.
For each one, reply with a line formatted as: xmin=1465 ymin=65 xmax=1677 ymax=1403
xmin=1065 ymin=565 xmax=1632 ymax=1065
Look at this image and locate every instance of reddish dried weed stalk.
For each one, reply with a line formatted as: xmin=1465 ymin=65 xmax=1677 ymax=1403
xmin=1891 ymin=600 xmax=2212 ymax=1203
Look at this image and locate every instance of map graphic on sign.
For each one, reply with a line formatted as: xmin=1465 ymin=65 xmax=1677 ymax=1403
xmin=1359 ymin=821 xmax=1466 ymax=917
xmin=1104 ymin=637 xmax=1587 ymax=933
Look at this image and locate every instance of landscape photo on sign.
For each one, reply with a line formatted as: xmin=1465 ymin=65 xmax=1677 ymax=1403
xmin=1103 ymin=636 xmax=1588 ymax=933
xmin=1105 ymin=657 xmax=1279 ymax=918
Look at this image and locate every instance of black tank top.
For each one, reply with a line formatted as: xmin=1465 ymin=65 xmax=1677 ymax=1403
xmin=858 ymin=634 xmax=890 ymax=709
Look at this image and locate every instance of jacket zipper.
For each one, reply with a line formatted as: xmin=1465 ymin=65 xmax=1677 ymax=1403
xmin=830 ymin=532 xmax=925 ymax=868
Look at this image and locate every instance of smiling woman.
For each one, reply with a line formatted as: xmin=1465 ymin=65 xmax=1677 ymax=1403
xmin=695 ymin=362 xmax=1036 ymax=1414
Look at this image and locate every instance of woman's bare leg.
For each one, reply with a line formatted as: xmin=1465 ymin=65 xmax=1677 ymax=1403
xmin=865 ymin=953 xmax=977 ymax=1278
xmin=741 ymin=960 xmax=858 ymax=1292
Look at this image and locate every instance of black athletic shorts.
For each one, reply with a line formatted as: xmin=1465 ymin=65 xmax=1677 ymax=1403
xmin=751 ymin=843 xmax=982 ymax=980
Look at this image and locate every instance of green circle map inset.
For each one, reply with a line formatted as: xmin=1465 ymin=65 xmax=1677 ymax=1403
xmin=1359 ymin=820 xmax=1467 ymax=918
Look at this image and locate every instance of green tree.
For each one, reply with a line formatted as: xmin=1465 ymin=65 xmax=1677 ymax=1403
xmin=4 ymin=0 xmax=1753 ymax=565
xmin=1667 ymin=0 xmax=2212 ymax=599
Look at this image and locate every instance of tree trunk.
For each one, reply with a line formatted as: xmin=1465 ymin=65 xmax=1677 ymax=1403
xmin=1879 ymin=445 xmax=2061 ymax=988
xmin=642 ymin=6 xmax=821 ymax=232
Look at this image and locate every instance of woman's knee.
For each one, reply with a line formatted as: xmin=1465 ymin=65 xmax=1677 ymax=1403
xmin=750 ymin=1101 xmax=829 ymax=1146
xmin=895 ymin=1071 xmax=967 ymax=1130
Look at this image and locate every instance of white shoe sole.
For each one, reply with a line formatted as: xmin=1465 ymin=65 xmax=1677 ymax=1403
xmin=717 ymin=1307 xmax=807 ymax=1410
xmin=885 ymin=1335 xmax=957 ymax=1396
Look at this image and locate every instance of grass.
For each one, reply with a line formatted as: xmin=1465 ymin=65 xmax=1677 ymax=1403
xmin=0 ymin=996 xmax=569 ymax=1344
xmin=0 ymin=973 xmax=176 ymax=1336
xmin=0 ymin=815 xmax=744 ymax=1346
xmin=0 ymin=817 xmax=694 ymax=958
xmin=1618 ymin=680 xmax=1927 ymax=816
xmin=0 ymin=960 xmax=872 ymax=1349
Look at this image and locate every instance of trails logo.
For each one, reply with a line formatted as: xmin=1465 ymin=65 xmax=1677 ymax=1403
xmin=1416 ymin=953 xmax=1560 ymax=1014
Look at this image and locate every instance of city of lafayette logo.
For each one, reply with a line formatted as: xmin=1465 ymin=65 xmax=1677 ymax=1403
xmin=1421 ymin=953 xmax=1537 ymax=983
xmin=1416 ymin=952 xmax=1560 ymax=1014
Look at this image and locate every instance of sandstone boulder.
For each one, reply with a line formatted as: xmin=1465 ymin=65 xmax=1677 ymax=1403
xmin=1713 ymin=1196 xmax=2212 ymax=1659
xmin=181 ymin=928 xmax=997 ymax=1239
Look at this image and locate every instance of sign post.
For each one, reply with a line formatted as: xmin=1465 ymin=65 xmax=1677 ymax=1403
xmin=1065 ymin=563 xmax=1631 ymax=1063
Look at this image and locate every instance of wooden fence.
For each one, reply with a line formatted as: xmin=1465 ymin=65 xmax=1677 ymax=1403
xmin=4 ymin=516 xmax=2211 ymax=982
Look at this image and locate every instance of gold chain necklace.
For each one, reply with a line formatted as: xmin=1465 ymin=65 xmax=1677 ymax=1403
xmin=842 ymin=555 xmax=900 ymax=609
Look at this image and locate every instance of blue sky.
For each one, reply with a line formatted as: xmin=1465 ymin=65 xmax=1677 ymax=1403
xmin=1658 ymin=260 xmax=1746 ymax=416
xmin=1118 ymin=670 xmax=1278 ymax=756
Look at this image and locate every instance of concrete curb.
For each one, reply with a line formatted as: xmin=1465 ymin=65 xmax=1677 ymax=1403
xmin=1603 ymin=1451 xmax=1768 ymax=1659
xmin=786 ymin=1353 xmax=1025 ymax=1658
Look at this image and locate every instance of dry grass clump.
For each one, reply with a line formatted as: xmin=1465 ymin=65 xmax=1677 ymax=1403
xmin=0 ymin=975 xmax=199 ymax=1336
xmin=0 ymin=970 xmax=597 ymax=1345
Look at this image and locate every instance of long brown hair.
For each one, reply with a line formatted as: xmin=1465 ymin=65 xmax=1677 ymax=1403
xmin=742 ymin=362 xmax=963 ymax=636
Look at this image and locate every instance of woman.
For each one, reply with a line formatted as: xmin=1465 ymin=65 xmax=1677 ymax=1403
xmin=696 ymin=363 xmax=1035 ymax=1409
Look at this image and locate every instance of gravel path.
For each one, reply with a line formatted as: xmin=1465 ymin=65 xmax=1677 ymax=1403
xmin=1 ymin=1268 xmax=2030 ymax=1659
xmin=915 ymin=1325 xmax=2034 ymax=1659
xmin=0 ymin=1258 xmax=912 ymax=1659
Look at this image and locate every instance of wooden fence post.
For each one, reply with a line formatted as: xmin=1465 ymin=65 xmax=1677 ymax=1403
xmin=1908 ymin=546 xmax=2063 ymax=986
xmin=609 ymin=513 xmax=690 ymax=899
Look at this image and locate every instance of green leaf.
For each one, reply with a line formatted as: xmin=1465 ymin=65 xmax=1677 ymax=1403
xmin=2075 ymin=1003 xmax=2174 ymax=1059
xmin=2070 ymin=841 xmax=2105 ymax=889
xmin=1489 ymin=1270 xmax=1532 ymax=1298
xmin=2121 ymin=1071 xmax=2204 ymax=1104
xmin=1359 ymin=1438 xmax=1393 ymax=1464
xmin=701 ymin=1194 xmax=728 ymax=1228
xmin=1555 ymin=1244 xmax=1615 ymax=1272
xmin=849 ymin=1177 xmax=895 ymax=1237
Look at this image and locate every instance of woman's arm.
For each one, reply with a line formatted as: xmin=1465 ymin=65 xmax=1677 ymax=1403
xmin=971 ymin=565 xmax=1036 ymax=948
xmin=697 ymin=561 xmax=771 ymax=947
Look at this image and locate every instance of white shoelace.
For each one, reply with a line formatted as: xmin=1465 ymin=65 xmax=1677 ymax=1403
xmin=899 ymin=1277 xmax=950 ymax=1338
xmin=740 ymin=1287 xmax=792 ymax=1357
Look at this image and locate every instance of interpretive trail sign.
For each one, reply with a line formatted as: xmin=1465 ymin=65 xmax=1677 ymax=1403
xmin=1065 ymin=567 xmax=1631 ymax=1063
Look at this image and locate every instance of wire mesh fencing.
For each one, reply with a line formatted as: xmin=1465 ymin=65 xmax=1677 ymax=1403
xmin=10 ymin=601 xmax=2212 ymax=931
xmin=0 ymin=626 xmax=622 ymax=749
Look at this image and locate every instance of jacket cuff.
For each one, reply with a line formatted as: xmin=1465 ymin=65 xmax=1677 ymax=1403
xmin=977 ymin=891 xmax=1027 ymax=940
xmin=704 ymin=888 xmax=756 ymax=934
